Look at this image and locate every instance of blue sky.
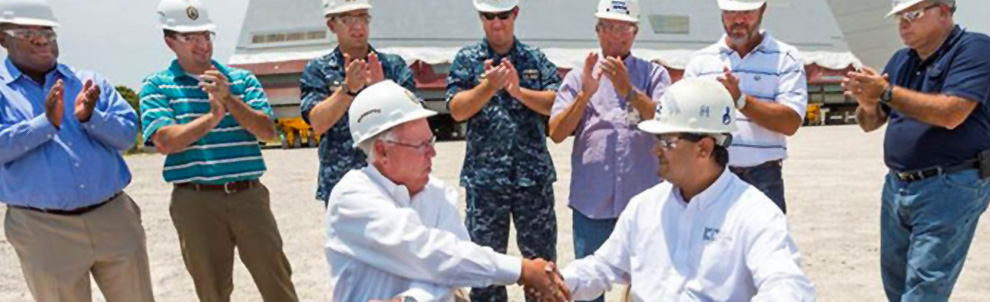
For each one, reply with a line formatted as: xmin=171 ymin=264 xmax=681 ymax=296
xmin=1 ymin=0 xmax=249 ymax=89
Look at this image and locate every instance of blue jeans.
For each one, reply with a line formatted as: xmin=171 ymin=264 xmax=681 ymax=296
xmin=730 ymin=160 xmax=786 ymax=213
xmin=881 ymin=169 xmax=990 ymax=302
xmin=572 ymin=210 xmax=618 ymax=302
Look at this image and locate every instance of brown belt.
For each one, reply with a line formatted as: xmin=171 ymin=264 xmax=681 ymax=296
xmin=174 ymin=179 xmax=261 ymax=194
xmin=9 ymin=192 xmax=121 ymax=216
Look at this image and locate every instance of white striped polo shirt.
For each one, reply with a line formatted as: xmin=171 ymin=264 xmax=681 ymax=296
xmin=683 ymin=31 xmax=808 ymax=167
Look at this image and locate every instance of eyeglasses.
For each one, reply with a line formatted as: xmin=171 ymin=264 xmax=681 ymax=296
xmin=480 ymin=11 xmax=513 ymax=21
xmin=173 ymin=31 xmax=215 ymax=43
xmin=3 ymin=28 xmax=56 ymax=41
xmin=596 ymin=22 xmax=637 ymax=34
xmin=383 ymin=136 xmax=437 ymax=153
xmin=896 ymin=4 xmax=941 ymax=23
xmin=336 ymin=14 xmax=372 ymax=26
xmin=654 ymin=135 xmax=684 ymax=150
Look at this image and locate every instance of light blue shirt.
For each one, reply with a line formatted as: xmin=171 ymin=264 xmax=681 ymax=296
xmin=0 ymin=59 xmax=137 ymax=210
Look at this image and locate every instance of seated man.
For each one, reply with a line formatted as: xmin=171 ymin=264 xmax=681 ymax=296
xmin=325 ymin=81 xmax=569 ymax=302
xmin=559 ymin=79 xmax=815 ymax=302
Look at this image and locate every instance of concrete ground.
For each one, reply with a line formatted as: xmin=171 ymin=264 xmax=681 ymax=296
xmin=1 ymin=125 xmax=988 ymax=301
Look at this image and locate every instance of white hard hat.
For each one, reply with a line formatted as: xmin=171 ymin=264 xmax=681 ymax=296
xmin=474 ymin=0 xmax=519 ymax=13
xmin=885 ymin=0 xmax=947 ymax=18
xmin=323 ymin=0 xmax=372 ymax=17
xmin=0 ymin=0 xmax=59 ymax=28
xmin=157 ymin=0 xmax=215 ymax=33
xmin=596 ymin=0 xmax=640 ymax=23
xmin=349 ymin=81 xmax=437 ymax=148
xmin=638 ymin=78 xmax=738 ymax=136
xmin=717 ymin=0 xmax=766 ymax=11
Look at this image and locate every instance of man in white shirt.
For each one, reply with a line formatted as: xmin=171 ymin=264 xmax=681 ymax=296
xmin=558 ymin=78 xmax=815 ymax=302
xmin=682 ymin=0 xmax=808 ymax=214
xmin=325 ymin=81 xmax=569 ymax=302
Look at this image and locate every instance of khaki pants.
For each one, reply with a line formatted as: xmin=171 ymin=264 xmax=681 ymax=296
xmin=4 ymin=193 xmax=154 ymax=302
xmin=170 ymin=183 xmax=298 ymax=302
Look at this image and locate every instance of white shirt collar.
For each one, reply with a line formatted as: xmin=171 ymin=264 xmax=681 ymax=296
xmin=718 ymin=30 xmax=774 ymax=54
xmin=672 ymin=168 xmax=735 ymax=211
xmin=362 ymin=165 xmax=413 ymax=207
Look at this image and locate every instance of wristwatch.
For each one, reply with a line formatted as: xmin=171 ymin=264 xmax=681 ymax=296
xmin=343 ymin=85 xmax=361 ymax=97
xmin=735 ymin=93 xmax=747 ymax=110
xmin=879 ymin=85 xmax=894 ymax=105
xmin=401 ymin=296 xmax=418 ymax=302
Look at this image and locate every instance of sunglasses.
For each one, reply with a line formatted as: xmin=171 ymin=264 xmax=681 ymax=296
xmin=895 ymin=4 xmax=941 ymax=23
xmin=480 ymin=10 xmax=514 ymax=21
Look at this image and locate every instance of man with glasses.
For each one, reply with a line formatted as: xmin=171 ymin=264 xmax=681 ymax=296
xmin=843 ymin=0 xmax=990 ymax=301
xmin=302 ymin=0 xmax=416 ymax=206
xmin=558 ymin=78 xmax=815 ymax=302
xmin=446 ymin=0 xmax=563 ymax=301
xmin=139 ymin=0 xmax=298 ymax=301
xmin=0 ymin=0 xmax=154 ymax=301
xmin=682 ymin=0 xmax=808 ymax=215
xmin=549 ymin=1 xmax=669 ymax=300
xmin=326 ymin=81 xmax=569 ymax=302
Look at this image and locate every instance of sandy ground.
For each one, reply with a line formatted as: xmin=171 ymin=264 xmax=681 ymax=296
xmin=1 ymin=125 xmax=988 ymax=302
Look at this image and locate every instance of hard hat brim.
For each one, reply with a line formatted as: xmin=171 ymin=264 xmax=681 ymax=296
xmin=885 ymin=0 xmax=925 ymax=18
xmin=325 ymin=3 xmax=372 ymax=16
xmin=717 ymin=0 xmax=766 ymax=11
xmin=162 ymin=23 xmax=216 ymax=33
xmin=351 ymin=108 xmax=438 ymax=148
xmin=595 ymin=12 xmax=639 ymax=23
xmin=637 ymin=119 xmax=738 ymax=135
xmin=0 ymin=17 xmax=59 ymax=28
xmin=474 ymin=1 xmax=518 ymax=13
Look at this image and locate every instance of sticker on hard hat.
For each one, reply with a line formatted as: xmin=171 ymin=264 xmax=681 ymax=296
xmin=699 ymin=105 xmax=711 ymax=118
xmin=186 ymin=6 xmax=199 ymax=21
xmin=403 ymin=90 xmax=420 ymax=105
xmin=722 ymin=107 xmax=732 ymax=125
xmin=608 ymin=1 xmax=631 ymax=15
xmin=357 ymin=108 xmax=382 ymax=124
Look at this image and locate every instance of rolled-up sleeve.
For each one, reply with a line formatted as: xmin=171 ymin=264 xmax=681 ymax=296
xmin=445 ymin=50 xmax=478 ymax=106
xmin=300 ymin=61 xmax=333 ymax=125
xmin=551 ymin=69 xmax=581 ymax=118
xmin=326 ymin=183 xmax=522 ymax=288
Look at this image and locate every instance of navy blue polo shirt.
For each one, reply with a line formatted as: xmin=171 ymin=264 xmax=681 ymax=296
xmin=883 ymin=25 xmax=990 ymax=172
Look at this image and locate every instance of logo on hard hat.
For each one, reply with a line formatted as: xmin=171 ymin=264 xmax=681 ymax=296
xmin=358 ymin=108 xmax=382 ymax=124
xmin=186 ymin=6 xmax=199 ymax=21
xmin=722 ymin=106 xmax=732 ymax=125
xmin=608 ymin=0 xmax=631 ymax=15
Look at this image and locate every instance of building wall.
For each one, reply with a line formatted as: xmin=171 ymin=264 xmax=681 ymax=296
xmin=828 ymin=0 xmax=990 ymax=69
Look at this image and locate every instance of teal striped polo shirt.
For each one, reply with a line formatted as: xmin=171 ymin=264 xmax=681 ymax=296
xmin=139 ymin=60 xmax=274 ymax=184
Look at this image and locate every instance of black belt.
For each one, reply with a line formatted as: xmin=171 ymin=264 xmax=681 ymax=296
xmin=174 ymin=179 xmax=261 ymax=194
xmin=9 ymin=192 xmax=121 ymax=216
xmin=894 ymin=160 xmax=979 ymax=182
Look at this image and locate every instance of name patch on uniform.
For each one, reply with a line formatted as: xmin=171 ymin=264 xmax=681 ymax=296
xmin=523 ymin=69 xmax=540 ymax=81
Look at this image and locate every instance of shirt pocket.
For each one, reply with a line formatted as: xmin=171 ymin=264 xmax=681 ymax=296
xmin=746 ymin=72 xmax=781 ymax=102
xmin=923 ymin=62 xmax=948 ymax=92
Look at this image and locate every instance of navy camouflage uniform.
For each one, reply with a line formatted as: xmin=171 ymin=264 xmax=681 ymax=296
xmin=300 ymin=46 xmax=416 ymax=203
xmin=446 ymin=38 xmax=561 ymax=302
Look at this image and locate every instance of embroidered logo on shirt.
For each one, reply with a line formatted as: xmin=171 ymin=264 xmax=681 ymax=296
xmin=703 ymin=227 xmax=721 ymax=241
xmin=524 ymin=69 xmax=540 ymax=81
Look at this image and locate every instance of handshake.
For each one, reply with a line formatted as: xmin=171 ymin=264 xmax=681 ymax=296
xmin=518 ymin=258 xmax=571 ymax=302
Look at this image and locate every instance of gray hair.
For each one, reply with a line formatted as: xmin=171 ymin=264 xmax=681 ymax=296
xmin=357 ymin=128 xmax=398 ymax=164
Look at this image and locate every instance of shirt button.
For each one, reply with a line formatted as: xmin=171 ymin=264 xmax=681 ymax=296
xmin=47 ymin=134 xmax=53 ymax=139
xmin=79 ymin=184 xmax=85 ymax=189
xmin=74 ymin=163 xmax=80 ymax=168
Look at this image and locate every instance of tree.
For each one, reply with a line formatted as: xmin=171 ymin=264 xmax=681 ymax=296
xmin=115 ymin=86 xmax=142 ymax=154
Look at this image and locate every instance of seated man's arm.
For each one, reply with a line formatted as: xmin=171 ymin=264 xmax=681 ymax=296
xmin=325 ymin=185 xmax=521 ymax=288
xmin=560 ymin=198 xmax=638 ymax=300
xmin=746 ymin=206 xmax=816 ymax=302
